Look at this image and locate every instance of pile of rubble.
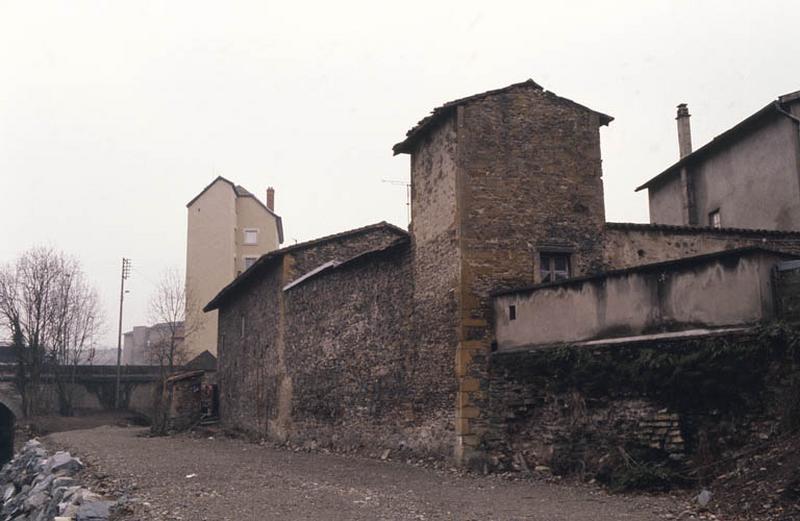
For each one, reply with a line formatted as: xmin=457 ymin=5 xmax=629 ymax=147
xmin=0 ymin=439 xmax=114 ymax=521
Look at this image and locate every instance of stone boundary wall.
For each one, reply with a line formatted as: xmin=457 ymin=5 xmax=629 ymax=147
xmin=483 ymin=328 xmax=799 ymax=480
xmin=283 ymin=244 xmax=454 ymax=455
xmin=604 ymin=223 xmax=800 ymax=270
xmin=215 ymin=228 xmax=458 ymax=456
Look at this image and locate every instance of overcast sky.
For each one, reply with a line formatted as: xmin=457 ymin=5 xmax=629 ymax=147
xmin=2 ymin=0 xmax=799 ymax=346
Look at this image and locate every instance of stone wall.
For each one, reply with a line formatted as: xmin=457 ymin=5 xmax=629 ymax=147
xmin=217 ymin=258 xmax=283 ymax=436
xmin=167 ymin=372 xmax=204 ymax=431
xmin=604 ymin=223 xmax=800 ymax=269
xmin=484 ymin=328 xmax=799 ymax=481
xmin=282 ymin=242 xmax=446 ymax=453
xmin=408 ymin=113 xmax=461 ymax=457
xmin=453 ymin=86 xmax=609 ymax=459
xmin=216 ymin=225 xmax=414 ymax=444
xmin=776 ymin=261 xmax=800 ymax=322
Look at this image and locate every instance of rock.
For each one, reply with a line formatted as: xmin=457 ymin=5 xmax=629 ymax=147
xmin=0 ymin=439 xmax=112 ymax=521
xmin=380 ymin=449 xmax=391 ymax=460
xmin=47 ymin=452 xmax=84 ymax=474
xmin=4 ymin=483 xmax=15 ymax=501
xmin=31 ymin=474 xmax=53 ymax=494
xmin=25 ymin=490 xmax=48 ymax=510
xmin=60 ymin=501 xmax=80 ymax=517
xmin=52 ymin=477 xmax=75 ymax=489
xmin=76 ymin=500 xmax=113 ymax=520
xmin=697 ymin=488 xmax=713 ymax=508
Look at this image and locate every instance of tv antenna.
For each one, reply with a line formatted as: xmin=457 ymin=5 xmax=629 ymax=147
xmin=381 ymin=179 xmax=410 ymax=225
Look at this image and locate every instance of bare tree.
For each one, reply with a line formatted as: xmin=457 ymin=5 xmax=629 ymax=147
xmin=147 ymin=268 xmax=192 ymax=373
xmin=46 ymin=258 xmax=102 ymax=415
xmin=147 ymin=268 xmax=196 ymax=434
xmin=0 ymin=247 xmax=102 ymax=417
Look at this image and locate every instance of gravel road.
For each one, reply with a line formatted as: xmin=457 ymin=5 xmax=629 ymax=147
xmin=46 ymin=426 xmax=685 ymax=521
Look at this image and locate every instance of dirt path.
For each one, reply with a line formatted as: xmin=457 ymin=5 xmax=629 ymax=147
xmin=46 ymin=426 xmax=686 ymax=521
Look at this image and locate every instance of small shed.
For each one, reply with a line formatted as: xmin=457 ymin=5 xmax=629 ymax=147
xmin=165 ymin=370 xmax=205 ymax=431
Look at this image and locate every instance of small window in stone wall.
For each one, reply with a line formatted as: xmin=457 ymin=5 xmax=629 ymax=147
xmin=540 ymin=252 xmax=571 ymax=283
xmin=509 ymin=305 xmax=516 ymax=320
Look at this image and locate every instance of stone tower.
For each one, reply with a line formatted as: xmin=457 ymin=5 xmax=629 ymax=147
xmin=394 ymin=79 xmax=612 ymax=461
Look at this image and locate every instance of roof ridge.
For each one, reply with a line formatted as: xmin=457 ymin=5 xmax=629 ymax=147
xmin=204 ymin=221 xmax=409 ymax=311
xmin=393 ymin=79 xmax=612 ymax=155
xmin=606 ymin=221 xmax=800 ymax=237
xmin=636 ymin=93 xmax=800 ymax=192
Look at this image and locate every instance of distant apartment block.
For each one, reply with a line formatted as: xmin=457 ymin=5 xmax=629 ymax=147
xmin=123 ymin=322 xmax=184 ymax=365
xmin=184 ymin=176 xmax=283 ymax=359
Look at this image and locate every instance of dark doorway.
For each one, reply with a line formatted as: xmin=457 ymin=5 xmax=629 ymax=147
xmin=0 ymin=404 xmax=14 ymax=465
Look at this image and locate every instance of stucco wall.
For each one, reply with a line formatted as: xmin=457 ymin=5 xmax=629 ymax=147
xmin=692 ymin=117 xmax=800 ymax=229
xmin=186 ymin=180 xmax=282 ymax=360
xmin=648 ymin=116 xmax=800 ymax=229
xmin=494 ymin=250 xmax=789 ymax=349
xmin=648 ymin=174 xmax=686 ymax=226
xmin=235 ymin=195 xmax=280 ymax=274
xmin=186 ymin=180 xmax=238 ymax=359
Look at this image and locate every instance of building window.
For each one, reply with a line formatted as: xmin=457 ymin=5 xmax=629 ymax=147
xmin=509 ymin=305 xmax=516 ymax=321
xmin=244 ymin=256 xmax=258 ymax=270
xmin=243 ymin=229 xmax=258 ymax=245
xmin=540 ymin=252 xmax=571 ymax=283
xmin=709 ymin=209 xmax=721 ymax=229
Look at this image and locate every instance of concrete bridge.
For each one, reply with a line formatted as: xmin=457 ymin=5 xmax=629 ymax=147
xmin=0 ymin=365 xmax=163 ymax=464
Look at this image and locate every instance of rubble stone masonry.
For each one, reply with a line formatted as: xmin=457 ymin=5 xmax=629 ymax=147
xmin=604 ymin=222 xmax=800 ymax=268
xmin=283 ymin=243 xmax=434 ymax=453
xmin=451 ymin=85 xmax=608 ymax=459
xmin=216 ymin=225 xmax=406 ymax=442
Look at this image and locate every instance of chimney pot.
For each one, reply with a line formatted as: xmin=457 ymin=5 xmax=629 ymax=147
xmin=676 ymin=103 xmax=693 ymax=159
xmin=266 ymin=187 xmax=275 ymax=211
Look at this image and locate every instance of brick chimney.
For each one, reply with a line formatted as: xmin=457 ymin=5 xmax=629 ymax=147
xmin=676 ymin=103 xmax=692 ymax=158
xmin=266 ymin=187 xmax=275 ymax=211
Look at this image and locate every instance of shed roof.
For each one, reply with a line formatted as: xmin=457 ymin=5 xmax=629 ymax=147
xmin=636 ymin=91 xmax=800 ymax=192
xmin=392 ymin=79 xmax=613 ymax=155
xmin=186 ymin=176 xmax=284 ymax=243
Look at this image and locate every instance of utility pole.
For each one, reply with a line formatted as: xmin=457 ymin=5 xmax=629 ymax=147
xmin=115 ymin=258 xmax=131 ymax=409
